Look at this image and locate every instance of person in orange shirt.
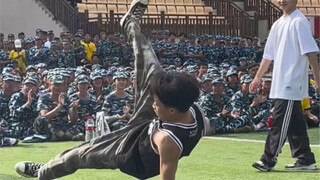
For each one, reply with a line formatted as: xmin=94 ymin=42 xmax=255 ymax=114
xmin=9 ymin=39 xmax=26 ymax=75
xmin=81 ymin=34 xmax=96 ymax=64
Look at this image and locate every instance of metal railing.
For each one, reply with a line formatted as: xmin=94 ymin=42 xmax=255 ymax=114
xmin=87 ymin=11 xmax=257 ymax=37
xmin=244 ymin=0 xmax=282 ymax=28
xmin=37 ymin=0 xmax=91 ymax=33
xmin=203 ymin=0 xmax=258 ymax=36
xmin=39 ymin=0 xmax=258 ymax=36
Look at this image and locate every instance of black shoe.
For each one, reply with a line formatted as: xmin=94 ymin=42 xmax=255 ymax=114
xmin=285 ymin=162 xmax=317 ymax=170
xmin=120 ymin=0 xmax=149 ymax=28
xmin=15 ymin=162 xmax=45 ymax=178
xmin=252 ymin=161 xmax=274 ymax=172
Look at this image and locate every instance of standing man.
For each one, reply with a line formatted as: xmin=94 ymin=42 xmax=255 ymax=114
xmin=250 ymin=0 xmax=319 ymax=171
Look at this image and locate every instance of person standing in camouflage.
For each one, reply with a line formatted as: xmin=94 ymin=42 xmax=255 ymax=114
xmin=184 ymin=34 xmax=203 ymax=65
xmin=102 ymin=72 xmax=134 ymax=131
xmin=0 ymin=41 xmax=12 ymax=69
xmin=28 ymin=36 xmax=50 ymax=65
xmin=71 ymin=33 xmax=86 ymax=66
xmin=47 ymin=41 xmax=60 ymax=69
xmin=8 ymin=76 xmax=39 ymax=139
xmin=58 ymin=40 xmax=76 ymax=68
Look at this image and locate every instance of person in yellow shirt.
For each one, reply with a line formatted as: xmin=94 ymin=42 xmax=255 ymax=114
xmin=81 ymin=34 xmax=96 ymax=64
xmin=301 ymin=98 xmax=319 ymax=125
xmin=9 ymin=39 xmax=26 ymax=75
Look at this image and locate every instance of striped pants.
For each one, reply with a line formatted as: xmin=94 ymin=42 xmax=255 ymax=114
xmin=260 ymin=99 xmax=316 ymax=167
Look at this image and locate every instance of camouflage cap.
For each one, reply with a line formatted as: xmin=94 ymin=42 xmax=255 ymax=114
xmin=92 ymin=64 xmax=102 ymax=71
xmin=75 ymin=69 xmax=86 ymax=78
xmin=60 ymin=70 xmax=71 ymax=77
xmin=2 ymin=67 xmax=13 ymax=74
xmin=240 ymin=74 xmax=253 ymax=83
xmin=61 ymin=39 xmax=69 ymax=44
xmin=187 ymin=65 xmax=197 ymax=73
xmin=169 ymin=65 xmax=176 ymax=70
xmin=14 ymin=75 xmax=21 ymax=82
xmin=42 ymin=70 xmax=49 ymax=77
xmin=212 ymin=78 xmax=225 ymax=85
xmin=25 ymin=37 xmax=34 ymax=43
xmin=189 ymin=34 xmax=196 ymax=39
xmin=76 ymin=74 xmax=89 ymax=84
xmin=262 ymin=77 xmax=272 ymax=82
xmin=125 ymin=66 xmax=133 ymax=72
xmin=130 ymin=71 xmax=135 ymax=79
xmin=26 ymin=72 xmax=39 ymax=79
xmin=226 ymin=69 xmax=237 ymax=77
xmin=26 ymin=65 xmax=36 ymax=71
xmin=50 ymin=75 xmax=64 ymax=84
xmin=113 ymin=72 xmax=127 ymax=81
xmin=8 ymin=33 xmax=14 ymax=37
xmin=36 ymin=63 xmax=47 ymax=69
xmin=90 ymin=71 xmax=102 ymax=80
xmin=36 ymin=28 xmax=43 ymax=33
xmin=2 ymin=73 xmax=15 ymax=81
xmin=47 ymin=30 xmax=54 ymax=35
xmin=74 ymin=33 xmax=81 ymax=38
xmin=202 ymin=74 xmax=213 ymax=83
xmin=99 ymin=69 xmax=108 ymax=76
xmin=239 ymin=57 xmax=247 ymax=61
xmin=174 ymin=57 xmax=182 ymax=62
xmin=23 ymin=76 xmax=37 ymax=85
xmin=34 ymin=36 xmax=42 ymax=41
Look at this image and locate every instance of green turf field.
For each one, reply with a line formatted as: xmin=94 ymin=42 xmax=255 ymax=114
xmin=1 ymin=128 xmax=319 ymax=180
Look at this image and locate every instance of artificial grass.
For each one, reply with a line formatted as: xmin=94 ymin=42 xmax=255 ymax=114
xmin=0 ymin=129 xmax=319 ymax=180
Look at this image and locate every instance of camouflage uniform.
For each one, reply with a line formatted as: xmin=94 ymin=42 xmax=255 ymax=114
xmin=8 ymin=77 xmax=38 ymax=139
xmin=184 ymin=43 xmax=203 ymax=65
xmin=198 ymin=78 xmax=232 ymax=133
xmin=68 ymin=92 xmax=98 ymax=133
xmin=28 ymin=40 xmax=50 ymax=65
xmin=47 ymin=42 xmax=60 ymax=69
xmin=102 ymin=72 xmax=134 ymax=131
xmin=102 ymin=91 xmax=135 ymax=131
xmin=223 ymin=75 xmax=256 ymax=132
xmin=0 ymin=88 xmax=12 ymax=140
xmin=162 ymin=41 xmax=178 ymax=64
xmin=58 ymin=50 xmax=76 ymax=68
xmin=35 ymin=75 xmax=83 ymax=141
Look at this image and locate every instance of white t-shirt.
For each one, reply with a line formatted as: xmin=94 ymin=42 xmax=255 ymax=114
xmin=44 ymin=41 xmax=51 ymax=49
xmin=263 ymin=9 xmax=319 ymax=100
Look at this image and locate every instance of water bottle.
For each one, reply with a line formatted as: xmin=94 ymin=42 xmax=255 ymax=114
xmin=85 ymin=116 xmax=95 ymax=142
xmin=267 ymin=115 xmax=273 ymax=128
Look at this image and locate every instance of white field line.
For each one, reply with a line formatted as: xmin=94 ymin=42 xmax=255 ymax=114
xmin=203 ymin=136 xmax=320 ymax=148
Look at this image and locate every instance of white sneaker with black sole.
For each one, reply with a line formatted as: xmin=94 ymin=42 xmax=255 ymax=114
xmin=285 ymin=162 xmax=317 ymax=170
xmin=120 ymin=0 xmax=149 ymax=28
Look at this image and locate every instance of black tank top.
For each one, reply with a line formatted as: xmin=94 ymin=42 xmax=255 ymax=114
xmin=119 ymin=104 xmax=205 ymax=179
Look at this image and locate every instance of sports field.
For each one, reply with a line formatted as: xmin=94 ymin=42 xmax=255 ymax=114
xmin=1 ymin=128 xmax=319 ymax=180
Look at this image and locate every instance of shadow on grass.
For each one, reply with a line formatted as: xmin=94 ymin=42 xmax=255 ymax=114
xmin=0 ymin=174 xmax=24 ymax=180
xmin=258 ymin=169 xmax=320 ymax=173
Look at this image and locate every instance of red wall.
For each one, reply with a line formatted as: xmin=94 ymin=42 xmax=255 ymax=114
xmin=315 ymin=17 xmax=320 ymax=37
